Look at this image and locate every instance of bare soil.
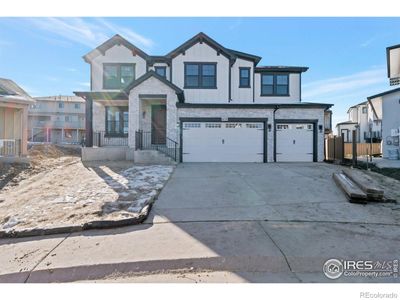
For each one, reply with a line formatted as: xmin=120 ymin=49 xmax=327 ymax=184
xmin=0 ymin=145 xmax=173 ymax=232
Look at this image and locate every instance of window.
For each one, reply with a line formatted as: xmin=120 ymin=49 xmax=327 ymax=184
xmin=103 ymin=64 xmax=135 ymax=89
xmin=74 ymin=103 xmax=81 ymax=109
xmin=59 ymin=102 xmax=64 ymax=109
xmin=362 ymin=107 xmax=367 ymax=113
xmin=184 ymin=63 xmax=216 ymax=88
xmin=105 ymin=106 xmax=129 ymax=136
xmin=239 ymin=67 xmax=251 ymax=88
xmin=261 ymin=74 xmax=289 ymax=96
xmin=155 ymin=66 xmax=167 ymax=78
xmin=65 ymin=115 xmax=70 ymax=122
xmin=184 ymin=123 xmax=201 ymax=129
xmin=205 ymin=123 xmax=221 ymax=128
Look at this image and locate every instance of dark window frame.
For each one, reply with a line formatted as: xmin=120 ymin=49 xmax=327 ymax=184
xmin=260 ymin=73 xmax=290 ymax=97
xmin=184 ymin=62 xmax=217 ymax=89
xmin=103 ymin=63 xmax=135 ymax=90
xmin=154 ymin=66 xmax=167 ymax=78
xmin=239 ymin=67 xmax=251 ymax=88
xmin=105 ymin=106 xmax=129 ymax=137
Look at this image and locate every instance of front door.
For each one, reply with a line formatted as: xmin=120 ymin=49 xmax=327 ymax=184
xmin=151 ymin=105 xmax=167 ymax=144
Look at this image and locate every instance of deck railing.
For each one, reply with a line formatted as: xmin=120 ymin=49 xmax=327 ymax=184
xmin=0 ymin=139 xmax=21 ymax=156
xmin=135 ymin=130 xmax=179 ymax=162
xmin=92 ymin=131 xmax=128 ymax=147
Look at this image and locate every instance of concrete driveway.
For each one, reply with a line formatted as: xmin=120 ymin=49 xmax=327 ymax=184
xmin=1 ymin=163 xmax=399 ymax=283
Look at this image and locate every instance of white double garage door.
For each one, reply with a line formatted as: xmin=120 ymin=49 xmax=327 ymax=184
xmin=182 ymin=121 xmax=314 ymax=162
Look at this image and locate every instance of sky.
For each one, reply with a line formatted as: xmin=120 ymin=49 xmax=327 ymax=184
xmin=0 ymin=17 xmax=399 ymax=127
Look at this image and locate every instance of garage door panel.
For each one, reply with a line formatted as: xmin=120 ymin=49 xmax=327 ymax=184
xmin=276 ymin=123 xmax=314 ymax=162
xmin=182 ymin=122 xmax=264 ymax=163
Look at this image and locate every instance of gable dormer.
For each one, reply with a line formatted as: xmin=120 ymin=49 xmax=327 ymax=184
xmin=83 ymin=35 xmax=149 ymax=91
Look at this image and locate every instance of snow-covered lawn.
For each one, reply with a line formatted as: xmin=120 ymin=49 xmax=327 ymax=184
xmin=0 ymin=158 xmax=174 ymax=233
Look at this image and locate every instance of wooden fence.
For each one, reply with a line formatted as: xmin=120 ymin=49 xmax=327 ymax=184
xmin=325 ymin=136 xmax=382 ymax=162
xmin=325 ymin=136 xmax=344 ymax=162
xmin=344 ymin=143 xmax=381 ymax=158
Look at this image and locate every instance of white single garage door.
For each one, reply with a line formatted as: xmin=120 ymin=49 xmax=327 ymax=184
xmin=276 ymin=123 xmax=314 ymax=162
xmin=182 ymin=122 xmax=264 ymax=162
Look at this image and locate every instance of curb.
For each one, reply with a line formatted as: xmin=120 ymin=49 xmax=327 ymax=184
xmin=0 ymin=255 xmax=290 ymax=283
xmin=0 ymin=204 xmax=152 ymax=239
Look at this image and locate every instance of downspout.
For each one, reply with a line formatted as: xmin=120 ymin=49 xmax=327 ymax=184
xmin=273 ymin=105 xmax=279 ymax=162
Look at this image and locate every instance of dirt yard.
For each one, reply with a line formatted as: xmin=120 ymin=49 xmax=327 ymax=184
xmin=0 ymin=145 xmax=174 ymax=233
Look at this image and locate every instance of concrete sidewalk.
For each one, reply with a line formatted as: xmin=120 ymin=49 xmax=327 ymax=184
xmin=1 ymin=163 xmax=399 ymax=283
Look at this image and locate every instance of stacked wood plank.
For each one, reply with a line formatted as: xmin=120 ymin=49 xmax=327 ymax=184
xmin=342 ymin=169 xmax=384 ymax=202
xmin=333 ymin=168 xmax=393 ymax=204
xmin=332 ymin=173 xmax=367 ymax=204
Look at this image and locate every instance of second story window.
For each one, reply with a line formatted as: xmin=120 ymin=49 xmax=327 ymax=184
xmin=261 ymin=74 xmax=289 ymax=96
xmin=103 ymin=63 xmax=135 ymax=89
xmin=184 ymin=63 xmax=216 ymax=89
xmin=362 ymin=107 xmax=367 ymax=114
xmin=59 ymin=102 xmax=64 ymax=109
xmin=74 ymin=103 xmax=81 ymax=109
xmin=155 ymin=66 xmax=167 ymax=78
xmin=239 ymin=67 xmax=251 ymax=88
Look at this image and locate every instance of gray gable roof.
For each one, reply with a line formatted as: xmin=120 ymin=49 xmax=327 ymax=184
xmin=83 ymin=34 xmax=149 ymax=63
xmin=166 ymin=32 xmax=235 ymax=61
xmin=123 ymin=70 xmax=184 ymax=102
xmin=0 ymin=78 xmax=30 ymax=97
xmin=367 ymin=87 xmax=400 ymax=100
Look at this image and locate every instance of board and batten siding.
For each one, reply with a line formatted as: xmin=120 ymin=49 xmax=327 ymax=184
xmin=171 ymin=42 xmax=230 ymax=103
xmin=381 ymin=90 xmax=400 ymax=158
xmin=230 ymin=58 xmax=254 ymax=103
xmin=90 ymin=44 xmax=147 ymax=91
xmin=254 ymin=73 xmax=301 ymax=103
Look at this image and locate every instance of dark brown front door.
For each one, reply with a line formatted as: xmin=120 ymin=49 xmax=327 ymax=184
xmin=151 ymin=105 xmax=167 ymax=144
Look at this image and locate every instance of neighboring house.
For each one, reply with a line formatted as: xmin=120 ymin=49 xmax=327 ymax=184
xmin=75 ymin=32 xmax=333 ymax=163
xmin=336 ymin=101 xmax=375 ymax=143
xmin=0 ymin=78 xmax=34 ymax=158
xmin=367 ymin=87 xmax=400 ymax=159
xmin=28 ymin=95 xmax=85 ymax=144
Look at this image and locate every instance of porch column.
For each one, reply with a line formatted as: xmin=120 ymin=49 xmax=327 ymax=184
xmin=61 ymin=128 xmax=64 ymax=143
xmin=76 ymin=129 xmax=79 ymax=143
xmin=46 ymin=128 xmax=49 ymax=143
xmin=21 ymin=106 xmax=28 ymax=156
xmin=85 ymin=96 xmax=93 ymax=147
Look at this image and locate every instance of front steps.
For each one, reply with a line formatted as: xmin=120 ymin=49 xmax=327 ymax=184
xmin=133 ymin=150 xmax=176 ymax=164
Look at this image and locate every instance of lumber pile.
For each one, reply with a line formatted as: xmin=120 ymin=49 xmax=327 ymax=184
xmin=333 ymin=168 xmax=393 ymax=204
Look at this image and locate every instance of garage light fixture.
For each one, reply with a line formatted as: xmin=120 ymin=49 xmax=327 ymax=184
xmin=318 ymin=125 xmax=323 ymax=133
xmin=267 ymin=124 xmax=272 ymax=132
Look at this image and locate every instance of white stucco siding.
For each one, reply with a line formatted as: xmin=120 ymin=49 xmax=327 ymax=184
xmin=171 ymin=42 xmax=230 ymax=103
xmin=128 ymin=76 xmax=179 ymax=149
xmin=231 ymin=58 xmax=254 ymax=103
xmin=254 ymin=73 xmax=301 ymax=103
xmin=381 ymin=91 xmax=400 ymax=158
xmin=91 ymin=45 xmax=147 ymax=91
xmin=178 ymin=107 xmax=325 ymax=162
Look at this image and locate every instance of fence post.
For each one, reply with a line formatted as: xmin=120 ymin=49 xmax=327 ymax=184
xmin=333 ymin=136 xmax=336 ymax=161
xmin=341 ymin=133 xmax=345 ymax=164
xmin=98 ymin=132 xmax=101 ymax=147
xmin=352 ymin=130 xmax=357 ymax=167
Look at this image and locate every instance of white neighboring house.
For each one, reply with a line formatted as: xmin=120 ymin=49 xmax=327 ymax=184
xmin=367 ymin=87 xmax=400 ymax=159
xmin=75 ymin=32 xmax=333 ymax=163
xmin=336 ymin=101 xmax=379 ymax=143
xmin=28 ymin=95 xmax=85 ymax=144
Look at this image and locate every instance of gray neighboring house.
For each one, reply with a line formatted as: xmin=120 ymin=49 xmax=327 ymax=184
xmin=28 ymin=95 xmax=85 ymax=144
xmin=367 ymin=87 xmax=400 ymax=159
xmin=75 ymin=32 xmax=333 ymax=163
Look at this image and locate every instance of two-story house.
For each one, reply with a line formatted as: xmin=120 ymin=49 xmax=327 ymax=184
xmin=28 ymin=95 xmax=85 ymax=144
xmin=75 ymin=32 xmax=333 ymax=163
